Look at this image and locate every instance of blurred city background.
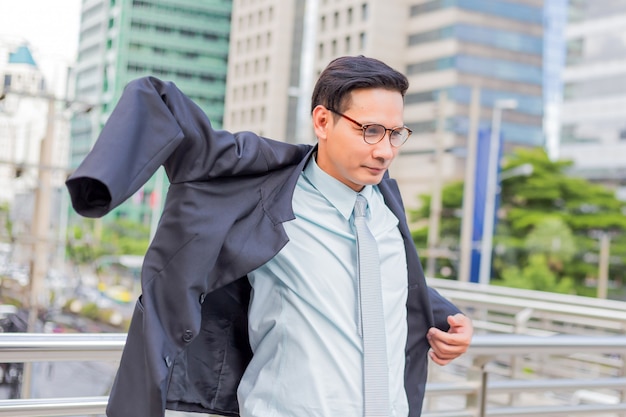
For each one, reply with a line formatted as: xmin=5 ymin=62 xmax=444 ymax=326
xmin=0 ymin=0 xmax=625 ymax=411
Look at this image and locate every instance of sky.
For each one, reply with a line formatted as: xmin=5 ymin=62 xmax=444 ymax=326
xmin=0 ymin=0 xmax=82 ymax=95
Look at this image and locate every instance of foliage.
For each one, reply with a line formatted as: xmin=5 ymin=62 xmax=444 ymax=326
xmin=523 ymin=216 xmax=576 ymax=271
xmin=66 ymin=218 xmax=150 ymax=265
xmin=411 ymin=146 xmax=626 ymax=295
xmin=0 ymin=202 xmax=13 ymax=240
xmin=497 ymin=254 xmax=575 ymax=294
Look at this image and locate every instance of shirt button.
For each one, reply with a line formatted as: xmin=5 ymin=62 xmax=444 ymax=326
xmin=182 ymin=330 xmax=193 ymax=342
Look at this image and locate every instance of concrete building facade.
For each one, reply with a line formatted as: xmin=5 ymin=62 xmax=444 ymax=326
xmin=559 ymin=0 xmax=626 ymax=200
xmin=0 ymin=43 xmax=71 ymax=266
xmin=225 ymin=0 xmax=545 ymax=208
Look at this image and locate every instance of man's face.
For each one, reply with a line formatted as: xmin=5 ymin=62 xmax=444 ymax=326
xmin=314 ymin=88 xmax=404 ymax=192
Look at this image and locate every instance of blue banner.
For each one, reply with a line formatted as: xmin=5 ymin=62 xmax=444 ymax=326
xmin=469 ymin=128 xmax=503 ymax=283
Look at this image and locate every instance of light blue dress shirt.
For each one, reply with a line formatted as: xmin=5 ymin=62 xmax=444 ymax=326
xmin=238 ymin=156 xmax=409 ymax=417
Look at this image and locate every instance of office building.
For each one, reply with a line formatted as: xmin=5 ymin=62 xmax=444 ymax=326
xmin=71 ymin=0 xmax=232 ymax=223
xmin=559 ymin=0 xmax=626 ymax=200
xmin=225 ymin=0 xmax=545 ymax=207
xmin=543 ymin=0 xmax=568 ymax=160
xmin=0 ymin=42 xmax=71 ymax=265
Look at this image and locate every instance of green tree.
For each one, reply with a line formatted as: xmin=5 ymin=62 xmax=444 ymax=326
xmin=67 ymin=218 xmax=150 ymax=265
xmin=523 ymin=216 xmax=576 ymax=272
xmin=499 ymin=148 xmax=626 ymax=292
xmin=411 ymin=147 xmax=626 ymax=295
xmin=499 ymin=254 xmax=575 ymax=294
xmin=0 ymin=202 xmax=13 ymax=241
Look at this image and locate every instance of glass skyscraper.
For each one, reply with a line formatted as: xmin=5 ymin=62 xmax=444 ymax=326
xmin=70 ymin=0 xmax=232 ymax=223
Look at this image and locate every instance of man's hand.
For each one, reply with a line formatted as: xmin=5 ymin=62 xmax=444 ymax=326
xmin=427 ymin=313 xmax=473 ymax=366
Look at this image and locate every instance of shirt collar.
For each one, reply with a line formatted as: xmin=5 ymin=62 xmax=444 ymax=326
xmin=303 ymin=154 xmax=374 ymax=221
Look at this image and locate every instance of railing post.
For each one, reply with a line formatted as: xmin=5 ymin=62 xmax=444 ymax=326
xmin=478 ymin=364 xmax=488 ymax=417
xmin=467 ymin=356 xmax=489 ymax=417
xmin=509 ymin=308 xmax=534 ymax=405
xmin=618 ymin=322 xmax=626 ymax=417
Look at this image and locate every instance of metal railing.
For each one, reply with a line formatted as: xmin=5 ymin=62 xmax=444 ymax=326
xmin=2 ymin=280 xmax=626 ymax=416
xmin=0 ymin=333 xmax=625 ymax=416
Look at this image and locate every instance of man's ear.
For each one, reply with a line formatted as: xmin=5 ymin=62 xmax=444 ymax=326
xmin=312 ymin=105 xmax=331 ymax=141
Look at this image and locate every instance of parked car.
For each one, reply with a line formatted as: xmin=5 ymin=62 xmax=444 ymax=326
xmin=0 ymin=304 xmax=27 ymax=398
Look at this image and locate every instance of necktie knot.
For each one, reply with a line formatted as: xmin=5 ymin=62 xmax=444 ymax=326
xmin=354 ymin=194 xmax=368 ymax=218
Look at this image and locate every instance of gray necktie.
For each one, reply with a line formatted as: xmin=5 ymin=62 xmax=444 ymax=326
xmin=354 ymin=194 xmax=389 ymax=416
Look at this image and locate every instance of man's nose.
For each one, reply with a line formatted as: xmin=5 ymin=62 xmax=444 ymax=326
xmin=372 ymin=133 xmax=395 ymax=159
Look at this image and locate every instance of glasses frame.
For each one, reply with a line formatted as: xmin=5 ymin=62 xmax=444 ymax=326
xmin=327 ymin=108 xmax=412 ymax=147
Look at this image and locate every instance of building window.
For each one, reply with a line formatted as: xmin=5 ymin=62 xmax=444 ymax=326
xmin=345 ymin=36 xmax=351 ymax=53
xmin=347 ymin=7 xmax=353 ymax=24
xmin=176 ymin=71 xmax=193 ymax=79
xmin=361 ymin=3 xmax=368 ymax=21
xmin=155 ymin=25 xmax=173 ymax=33
xmin=334 ymin=11 xmax=340 ymax=28
xmin=359 ymin=32 xmax=367 ymax=50
xmin=153 ymin=67 xmax=169 ymax=76
xmin=320 ymin=15 xmax=326 ymax=31
xmin=406 ymin=57 xmax=455 ymax=75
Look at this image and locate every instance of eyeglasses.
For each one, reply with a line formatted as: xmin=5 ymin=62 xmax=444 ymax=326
xmin=327 ymin=108 xmax=412 ymax=147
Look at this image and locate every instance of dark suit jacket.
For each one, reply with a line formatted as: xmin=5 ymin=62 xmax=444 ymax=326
xmin=66 ymin=77 xmax=461 ymax=417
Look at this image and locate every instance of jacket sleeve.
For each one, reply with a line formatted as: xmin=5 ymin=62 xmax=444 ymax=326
xmin=428 ymin=286 xmax=462 ymax=331
xmin=66 ymin=76 xmax=306 ymax=218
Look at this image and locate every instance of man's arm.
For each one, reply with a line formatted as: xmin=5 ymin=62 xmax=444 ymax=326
xmin=66 ymin=76 xmax=307 ymax=218
xmin=427 ymin=313 xmax=473 ymax=365
xmin=425 ymin=286 xmax=473 ymax=365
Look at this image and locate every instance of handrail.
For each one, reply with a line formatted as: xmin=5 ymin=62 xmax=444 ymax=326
xmin=0 ymin=333 xmax=126 ymax=362
xmin=0 ymin=333 xmax=625 ymax=416
xmin=428 ymin=277 xmax=626 ymax=312
xmin=1 ymin=333 xmax=624 ymax=361
xmin=0 ymin=396 xmax=108 ymax=417
xmin=427 ymin=278 xmax=626 ymax=336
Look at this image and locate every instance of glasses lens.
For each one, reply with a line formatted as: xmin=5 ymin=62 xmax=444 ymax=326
xmin=390 ymin=128 xmax=410 ymax=147
xmin=363 ymin=124 xmax=386 ymax=144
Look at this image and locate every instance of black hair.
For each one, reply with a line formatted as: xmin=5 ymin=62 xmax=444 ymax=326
xmin=310 ymin=55 xmax=409 ymax=114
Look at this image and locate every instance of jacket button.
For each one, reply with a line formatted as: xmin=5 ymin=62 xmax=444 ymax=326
xmin=164 ymin=356 xmax=172 ymax=367
xmin=199 ymin=293 xmax=206 ymax=304
xmin=182 ymin=330 xmax=193 ymax=342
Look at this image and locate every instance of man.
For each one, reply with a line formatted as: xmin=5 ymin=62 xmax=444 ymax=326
xmin=67 ymin=56 xmax=472 ymax=417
